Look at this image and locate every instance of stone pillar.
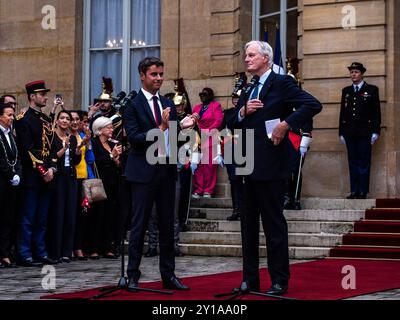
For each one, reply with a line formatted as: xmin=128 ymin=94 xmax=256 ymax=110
xmin=0 ymin=0 xmax=83 ymax=112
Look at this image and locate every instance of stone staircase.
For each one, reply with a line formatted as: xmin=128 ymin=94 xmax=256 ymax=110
xmin=179 ymin=197 xmax=376 ymax=259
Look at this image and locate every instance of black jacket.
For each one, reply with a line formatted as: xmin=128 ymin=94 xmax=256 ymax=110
xmin=50 ymin=134 xmax=81 ymax=178
xmin=91 ymin=137 xmax=120 ymax=186
xmin=0 ymin=129 xmax=21 ymax=187
xmin=339 ymin=82 xmax=381 ymax=138
xmin=124 ymin=90 xmax=178 ymax=184
xmin=226 ymin=71 xmax=322 ymax=181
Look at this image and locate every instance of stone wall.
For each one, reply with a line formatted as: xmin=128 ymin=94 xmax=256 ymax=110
xmin=0 ymin=0 xmax=83 ymax=113
xmin=299 ymin=0 xmax=399 ymax=197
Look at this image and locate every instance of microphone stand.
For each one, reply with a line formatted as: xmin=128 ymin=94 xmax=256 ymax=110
xmin=215 ymin=281 xmax=297 ymax=301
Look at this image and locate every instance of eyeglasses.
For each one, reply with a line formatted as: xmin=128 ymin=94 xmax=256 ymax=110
xmin=199 ymin=92 xmax=209 ymax=97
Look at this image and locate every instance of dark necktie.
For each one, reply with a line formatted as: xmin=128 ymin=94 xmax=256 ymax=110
xmin=355 ymin=86 xmax=359 ymax=93
xmin=152 ymin=96 xmax=162 ymax=126
xmin=250 ymin=82 xmax=260 ymax=100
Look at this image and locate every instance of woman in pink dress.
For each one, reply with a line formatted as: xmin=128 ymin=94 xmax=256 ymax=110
xmin=192 ymin=88 xmax=224 ymax=198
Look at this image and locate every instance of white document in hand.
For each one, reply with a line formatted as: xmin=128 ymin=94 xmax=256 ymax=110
xmin=265 ymin=118 xmax=281 ymax=139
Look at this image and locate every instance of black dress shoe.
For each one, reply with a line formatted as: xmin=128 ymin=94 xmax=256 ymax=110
xmin=227 ymin=212 xmax=240 ymax=221
xmin=1 ymin=260 xmax=17 ymax=268
xmin=18 ymin=259 xmax=43 ymax=267
xmin=346 ymin=193 xmax=359 ymax=199
xmin=284 ymin=201 xmax=295 ymax=210
xmin=59 ymin=257 xmax=71 ymax=263
xmin=179 ymin=224 xmax=189 ymax=232
xmin=163 ymin=276 xmax=190 ymax=290
xmin=358 ymin=193 xmax=367 ymax=199
xmin=144 ymin=247 xmax=158 ymax=257
xmin=128 ymin=278 xmax=139 ymax=291
xmin=38 ymin=256 xmax=58 ymax=265
xmin=266 ymin=283 xmax=288 ymax=296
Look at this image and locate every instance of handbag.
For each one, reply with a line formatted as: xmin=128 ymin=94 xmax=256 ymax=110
xmin=82 ymin=163 xmax=107 ymax=204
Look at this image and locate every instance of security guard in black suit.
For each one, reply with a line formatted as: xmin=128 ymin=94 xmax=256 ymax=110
xmin=15 ymin=80 xmax=58 ymax=266
xmin=339 ymin=62 xmax=381 ymax=199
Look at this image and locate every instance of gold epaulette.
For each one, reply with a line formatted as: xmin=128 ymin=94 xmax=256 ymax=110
xmin=28 ymin=151 xmax=44 ymax=169
xmin=16 ymin=111 xmax=26 ymax=121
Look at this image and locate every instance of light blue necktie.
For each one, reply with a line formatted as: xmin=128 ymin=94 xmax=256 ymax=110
xmin=250 ymin=82 xmax=260 ymax=100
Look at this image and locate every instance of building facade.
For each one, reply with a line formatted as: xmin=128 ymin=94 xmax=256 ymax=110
xmin=0 ymin=0 xmax=399 ymax=198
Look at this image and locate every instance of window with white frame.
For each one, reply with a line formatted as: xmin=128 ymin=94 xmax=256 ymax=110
xmin=253 ymin=0 xmax=298 ymax=70
xmin=82 ymin=0 xmax=161 ymax=109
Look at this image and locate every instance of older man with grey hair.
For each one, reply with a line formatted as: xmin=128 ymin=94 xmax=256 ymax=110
xmin=226 ymin=40 xmax=322 ymax=296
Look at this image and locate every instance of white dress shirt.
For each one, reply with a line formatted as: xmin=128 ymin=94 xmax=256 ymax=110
xmin=353 ymin=80 xmax=365 ymax=92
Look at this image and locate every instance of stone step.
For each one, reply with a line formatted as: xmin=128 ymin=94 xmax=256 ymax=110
xmin=179 ymin=243 xmax=330 ymax=259
xmin=190 ymin=197 xmax=375 ymax=210
xmin=180 ymin=231 xmax=342 ymax=247
xmin=301 ymin=198 xmax=376 ymax=210
xmin=187 ymin=219 xmax=354 ymax=234
xmin=190 ymin=208 xmax=365 ymax=222
xmin=191 ymin=197 xmax=233 ymax=208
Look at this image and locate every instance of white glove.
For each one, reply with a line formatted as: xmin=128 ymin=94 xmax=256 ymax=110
xmin=190 ymin=152 xmax=201 ymax=174
xmin=190 ymin=163 xmax=198 ymax=175
xmin=299 ymin=135 xmax=312 ymax=157
xmin=339 ymin=136 xmax=346 ymax=145
xmin=10 ymin=174 xmax=20 ymax=187
xmin=371 ymin=133 xmax=379 ymax=145
xmin=214 ymin=155 xmax=225 ymax=167
xmin=299 ymin=146 xmax=308 ymax=157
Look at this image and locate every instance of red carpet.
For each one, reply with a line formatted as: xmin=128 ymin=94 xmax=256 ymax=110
xmin=365 ymin=208 xmax=400 ymax=220
xmin=41 ymin=259 xmax=400 ymax=300
xmin=330 ymin=198 xmax=400 ymax=260
xmin=376 ymin=198 xmax=400 ymax=208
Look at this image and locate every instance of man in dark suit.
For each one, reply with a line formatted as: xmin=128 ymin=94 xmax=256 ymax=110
xmin=339 ymin=62 xmax=381 ymax=199
xmin=124 ymin=57 xmax=189 ymax=291
xmin=226 ymin=41 xmax=322 ymax=295
xmin=15 ymin=81 xmax=58 ymax=267
xmin=0 ymin=104 xmax=21 ymax=268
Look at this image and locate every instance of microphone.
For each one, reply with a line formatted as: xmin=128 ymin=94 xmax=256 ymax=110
xmin=113 ymin=91 xmax=127 ymax=109
xmin=243 ymin=75 xmax=260 ymax=96
xmin=232 ymin=78 xmax=245 ymax=96
xmin=118 ymin=90 xmax=138 ymax=113
xmin=243 ymin=75 xmax=260 ymax=117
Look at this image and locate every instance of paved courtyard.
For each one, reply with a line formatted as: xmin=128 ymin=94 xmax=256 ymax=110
xmin=0 ymin=256 xmax=399 ymax=300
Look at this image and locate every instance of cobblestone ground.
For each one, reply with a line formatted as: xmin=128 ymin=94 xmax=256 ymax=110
xmin=0 ymin=256 xmax=398 ymax=300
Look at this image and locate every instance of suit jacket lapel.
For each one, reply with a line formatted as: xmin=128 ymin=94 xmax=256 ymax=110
xmin=258 ymin=71 xmax=276 ymax=102
xmin=0 ymin=129 xmax=14 ymax=159
xmin=360 ymin=82 xmax=367 ymax=92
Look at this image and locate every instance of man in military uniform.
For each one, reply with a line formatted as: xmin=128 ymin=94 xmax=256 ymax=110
xmin=284 ymin=59 xmax=313 ymax=210
xmin=88 ymin=78 xmax=122 ymax=140
xmin=15 ymin=80 xmax=58 ymax=266
xmin=339 ymin=62 xmax=381 ymax=199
